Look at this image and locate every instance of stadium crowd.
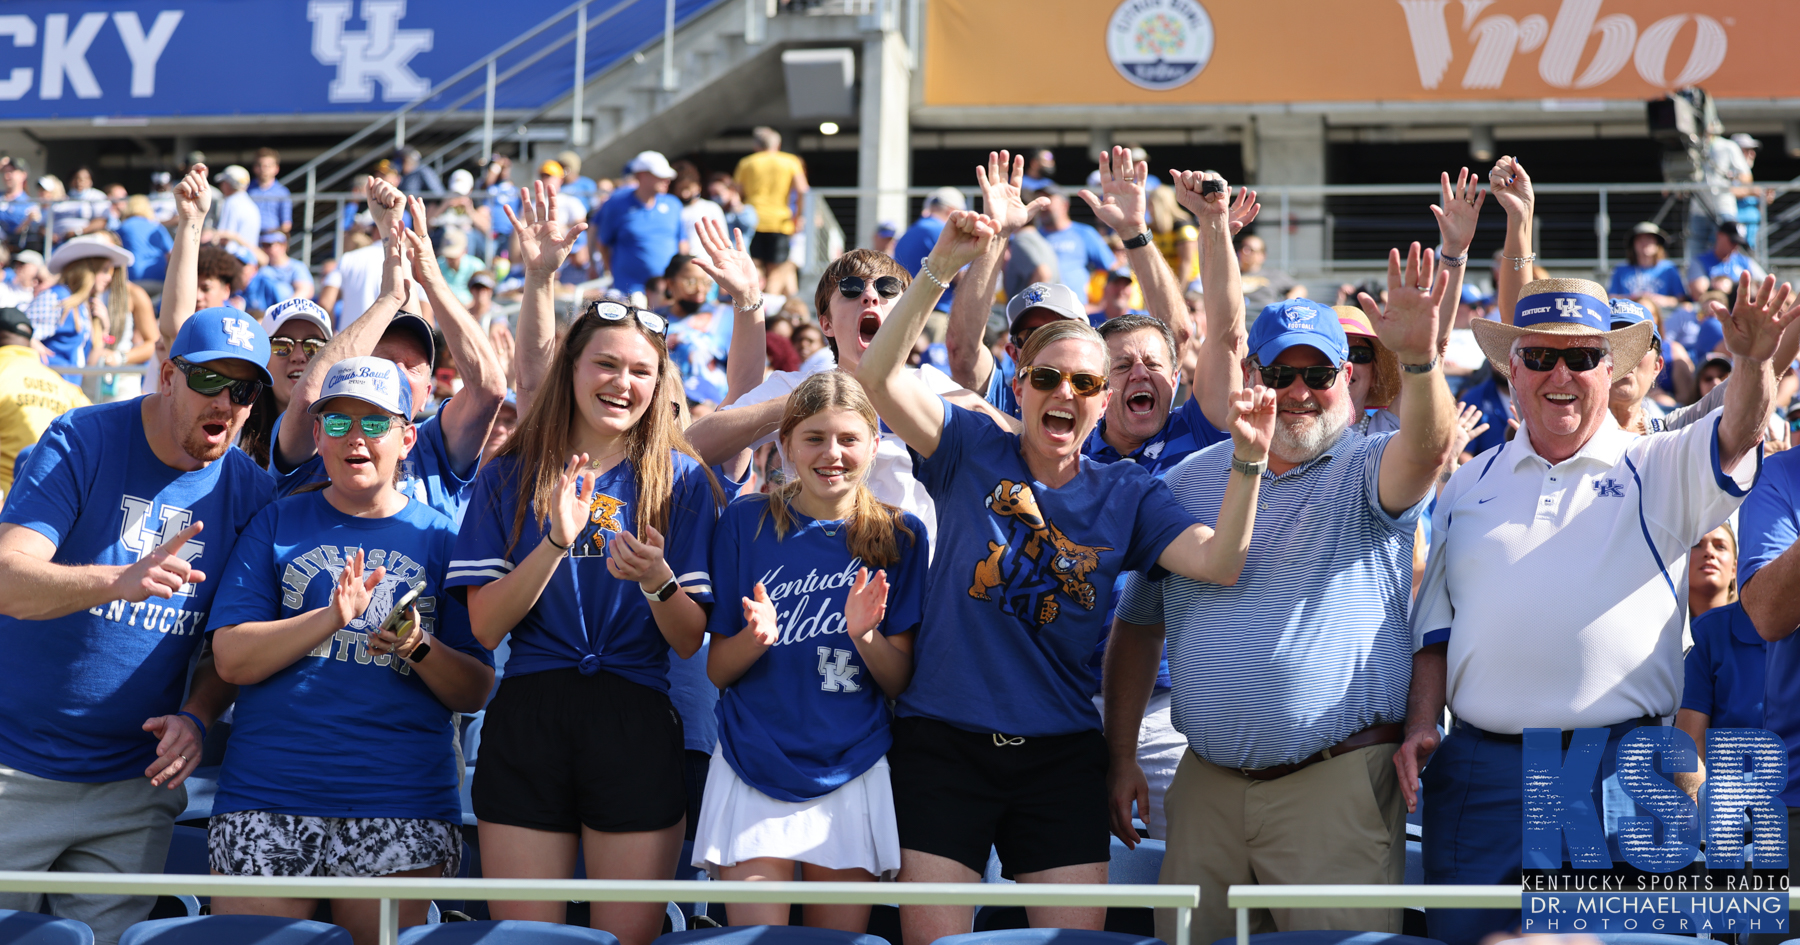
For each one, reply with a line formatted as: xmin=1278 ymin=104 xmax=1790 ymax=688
xmin=0 ymin=134 xmax=1796 ymax=945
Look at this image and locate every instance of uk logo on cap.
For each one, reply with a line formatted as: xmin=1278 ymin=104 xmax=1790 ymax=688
xmin=223 ymin=317 xmax=257 ymax=350
xmin=1022 ymin=286 xmax=1048 ymax=305
xmin=1555 ymin=298 xmax=1586 ymax=320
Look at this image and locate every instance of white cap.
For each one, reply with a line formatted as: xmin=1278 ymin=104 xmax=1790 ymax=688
xmin=214 ymin=164 xmax=250 ymax=187
xmin=448 ymin=168 xmax=474 ymax=196
xmin=626 ymin=150 xmax=677 ymax=180
xmin=924 ymin=186 xmax=966 ymax=212
xmin=310 ymin=356 xmax=413 ymax=418
xmin=262 ymin=298 xmax=334 ymax=341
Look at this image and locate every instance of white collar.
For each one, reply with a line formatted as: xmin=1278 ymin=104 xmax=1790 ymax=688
xmin=1508 ymin=411 xmax=1636 ymax=472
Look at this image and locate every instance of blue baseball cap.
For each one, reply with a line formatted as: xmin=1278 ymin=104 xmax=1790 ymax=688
xmin=169 ymin=307 xmax=273 ymax=386
xmin=309 ymin=356 xmax=413 ymax=418
xmin=1247 ymin=298 xmax=1348 ymax=364
xmin=1460 ymin=283 xmax=1488 ymax=305
xmin=1610 ymin=298 xmax=1661 ymax=345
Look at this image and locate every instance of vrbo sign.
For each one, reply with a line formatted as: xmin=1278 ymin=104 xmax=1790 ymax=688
xmin=1399 ymin=0 xmax=1728 ymax=93
xmin=1520 ymin=726 xmax=1789 ymax=935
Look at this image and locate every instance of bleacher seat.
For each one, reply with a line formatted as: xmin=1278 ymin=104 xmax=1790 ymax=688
xmin=399 ymin=920 xmax=619 ymax=943
xmin=1107 ymin=837 xmax=1165 ymax=886
xmin=1207 ymin=933 xmax=1447 ymax=945
xmin=651 ymin=926 xmax=886 ymax=945
xmin=118 ymin=915 xmax=350 ymax=945
xmin=938 ymin=931 xmax=1160 ymax=945
xmin=0 ymin=909 xmax=93 ymax=945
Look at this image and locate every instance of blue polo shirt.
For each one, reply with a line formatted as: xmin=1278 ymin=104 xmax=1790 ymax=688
xmin=1457 ymin=375 xmax=1509 ymax=457
xmin=1681 ymin=602 xmax=1766 ymax=730
xmin=245 ymin=180 xmax=293 ymax=234
xmin=893 ymin=218 xmax=952 ymax=314
xmin=596 ymin=189 xmax=683 ymax=295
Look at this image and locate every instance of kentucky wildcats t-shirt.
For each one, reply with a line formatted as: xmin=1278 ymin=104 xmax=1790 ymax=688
xmin=899 ymin=399 xmax=1196 ymax=736
xmin=273 ymin=412 xmax=478 ymax=527
xmin=0 ymin=399 xmax=273 ymax=781
xmin=207 ymin=492 xmax=490 ymax=822
xmin=709 ymin=495 xmax=926 ymax=802
xmin=446 ymin=451 xmax=718 ymax=691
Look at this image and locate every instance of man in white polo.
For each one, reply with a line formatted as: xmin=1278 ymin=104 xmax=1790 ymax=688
xmin=1401 ymin=275 xmax=1796 ymax=945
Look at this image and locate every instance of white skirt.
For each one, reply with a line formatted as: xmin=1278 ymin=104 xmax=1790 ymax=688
xmin=691 ymin=745 xmax=901 ymax=879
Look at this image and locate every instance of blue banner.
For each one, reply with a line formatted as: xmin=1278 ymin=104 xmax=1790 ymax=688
xmin=0 ymin=0 xmax=718 ymax=119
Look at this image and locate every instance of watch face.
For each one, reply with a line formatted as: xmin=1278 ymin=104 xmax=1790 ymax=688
xmin=408 ymin=640 xmax=431 ymax=663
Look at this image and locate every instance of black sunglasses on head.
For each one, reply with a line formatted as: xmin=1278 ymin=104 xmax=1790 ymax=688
xmin=1516 ymin=346 xmax=1607 ymax=373
xmin=171 ymin=356 xmax=263 ymax=406
xmin=838 ymin=276 xmax=905 ymax=300
xmin=1251 ymin=359 xmax=1343 ymax=391
xmin=581 ymin=300 xmax=667 ymax=336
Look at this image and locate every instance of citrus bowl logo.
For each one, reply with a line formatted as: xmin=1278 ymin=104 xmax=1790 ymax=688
xmin=1106 ymin=0 xmax=1214 ymax=91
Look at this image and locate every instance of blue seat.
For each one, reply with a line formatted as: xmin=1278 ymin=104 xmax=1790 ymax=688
xmin=0 ymin=910 xmax=93 ymax=945
xmin=1207 ymin=934 xmax=1447 ymax=945
xmin=162 ymin=826 xmax=208 ymax=875
xmin=1403 ymin=840 xmax=1422 ymax=885
xmin=1107 ymin=837 xmax=1165 ymax=886
xmin=652 ymin=927 xmax=886 ymax=945
xmin=400 ymin=920 xmax=619 ymax=944
xmin=940 ymin=932 xmax=1161 ymax=945
xmin=119 ymin=915 xmax=351 ymax=945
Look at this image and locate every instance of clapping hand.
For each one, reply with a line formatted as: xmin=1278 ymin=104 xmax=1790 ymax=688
xmin=1358 ymin=242 xmax=1448 ymax=364
xmin=1487 ymin=155 xmax=1533 ymax=220
xmin=1079 ymin=146 xmax=1148 ymax=238
xmin=924 ymin=210 xmax=998 ymax=276
xmin=330 ymin=548 xmax=385 ymax=629
xmin=503 ymin=179 xmax=587 ymax=277
xmin=844 ymin=568 xmax=891 ymax=645
xmin=976 ymin=150 xmax=1049 ymax=237
xmin=608 ymin=524 xmax=673 ymax=589
xmin=1225 ymin=386 xmax=1277 ymax=463
xmin=549 ymin=453 xmax=595 ymax=552
xmin=115 ymin=521 xmax=205 ymax=602
xmin=1718 ymin=272 xmax=1800 ymax=364
xmin=691 ymin=217 xmax=759 ymax=307
xmin=741 ymin=583 xmax=779 ymax=647
xmin=1432 ymin=167 xmax=1485 ymax=259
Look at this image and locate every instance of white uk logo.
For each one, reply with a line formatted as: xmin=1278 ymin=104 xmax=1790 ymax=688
xmin=816 ymin=647 xmax=862 ymax=693
xmin=1397 ymin=0 xmax=1727 ymax=92
xmin=118 ymin=495 xmax=202 ymax=596
xmin=308 ymin=0 xmax=433 ymax=104
xmin=1554 ymin=297 xmax=1586 ymax=319
xmin=222 ymin=317 xmax=256 ymax=350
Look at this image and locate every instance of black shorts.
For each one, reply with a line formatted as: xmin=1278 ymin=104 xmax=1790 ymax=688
xmin=748 ymin=231 xmax=790 ymax=264
xmin=472 ymin=667 xmax=687 ymax=834
xmin=888 ymin=716 xmax=1109 ymax=878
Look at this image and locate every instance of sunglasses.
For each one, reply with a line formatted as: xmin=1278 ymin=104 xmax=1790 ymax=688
xmin=838 ymin=276 xmax=905 ymax=300
xmin=320 ymin=412 xmax=400 ymax=439
xmin=1516 ymin=346 xmax=1607 ymax=373
xmin=269 ymin=337 xmax=327 ymax=360
xmin=1252 ymin=360 xmax=1342 ymax=391
xmin=1020 ymin=365 xmax=1107 ymax=397
xmin=582 ymin=300 xmax=667 ymax=336
xmin=171 ymin=356 xmax=263 ymax=406
xmin=1346 ymin=344 xmax=1376 ymax=365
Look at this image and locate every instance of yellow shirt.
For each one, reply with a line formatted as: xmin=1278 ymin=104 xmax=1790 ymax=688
xmin=1155 ymin=224 xmax=1199 ymax=285
xmin=0 ymin=344 xmax=90 ymax=492
xmin=734 ymin=150 xmax=806 ymax=234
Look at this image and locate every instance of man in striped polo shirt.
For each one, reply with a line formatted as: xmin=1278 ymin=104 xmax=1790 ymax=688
xmin=1106 ymin=231 xmax=1457 ymax=945
xmin=1403 ymin=275 xmax=1790 ymax=945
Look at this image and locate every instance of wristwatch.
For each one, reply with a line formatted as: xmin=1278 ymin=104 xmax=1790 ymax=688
xmin=1401 ymin=357 xmax=1439 ymax=374
xmin=1230 ymin=454 xmax=1267 ymax=477
xmin=1121 ymin=230 xmax=1152 ymax=250
xmin=406 ymin=636 xmax=433 ymax=664
xmin=643 ymin=576 xmax=680 ymax=602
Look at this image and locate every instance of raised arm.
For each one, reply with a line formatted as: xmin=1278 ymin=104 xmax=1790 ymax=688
xmin=950 ymin=151 xmax=1052 ymax=396
xmin=402 ymin=195 xmax=504 ymax=472
xmin=158 ymin=164 xmax=212 ymax=355
xmin=1431 ymin=168 xmax=1485 ymax=356
xmin=504 ymin=180 xmax=587 ymax=415
xmin=1081 ymin=148 xmax=1186 ymax=339
xmin=1489 ymin=156 xmax=1534 ymax=325
xmin=857 ymin=211 xmax=997 ymax=458
xmin=1152 ymin=387 xmax=1274 ymax=584
xmin=1715 ymin=273 xmax=1800 ymax=469
xmin=1174 ymin=170 xmax=1249 ymax=429
xmin=691 ymin=217 xmax=766 ymax=404
xmin=1361 ymin=243 xmax=1458 ymax=515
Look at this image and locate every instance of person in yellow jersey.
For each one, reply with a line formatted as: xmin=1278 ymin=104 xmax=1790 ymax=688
xmin=734 ymin=127 xmax=809 ymax=298
xmin=0 ymin=306 xmax=89 ymax=494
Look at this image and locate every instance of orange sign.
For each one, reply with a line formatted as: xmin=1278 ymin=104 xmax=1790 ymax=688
xmin=922 ymin=0 xmax=1800 ymax=106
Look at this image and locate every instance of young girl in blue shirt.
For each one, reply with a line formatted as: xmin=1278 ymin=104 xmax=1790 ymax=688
xmin=694 ymin=370 xmax=924 ymax=932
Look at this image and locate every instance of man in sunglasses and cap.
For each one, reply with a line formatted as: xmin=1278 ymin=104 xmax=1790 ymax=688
xmin=0 ymin=305 xmax=275 ymax=944
xmin=1403 ymin=275 xmax=1797 ymax=945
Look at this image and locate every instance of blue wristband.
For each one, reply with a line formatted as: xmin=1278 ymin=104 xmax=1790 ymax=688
xmin=176 ymin=711 xmax=207 ymax=742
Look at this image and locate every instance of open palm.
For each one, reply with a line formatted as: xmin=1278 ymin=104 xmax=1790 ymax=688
xmin=505 ymin=180 xmax=587 ymax=276
xmin=976 ymin=150 xmax=1048 ymax=236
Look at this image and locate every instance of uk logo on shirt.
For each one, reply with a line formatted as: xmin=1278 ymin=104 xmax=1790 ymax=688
xmin=118 ymin=495 xmax=203 ymax=596
xmin=967 ymin=480 xmax=1110 ymax=627
xmin=1592 ymin=478 xmax=1627 ymax=498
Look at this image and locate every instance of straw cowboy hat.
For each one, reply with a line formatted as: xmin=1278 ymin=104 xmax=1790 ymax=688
xmin=1470 ymin=277 xmax=1655 ymax=379
xmin=1332 ymin=305 xmax=1400 ymax=409
xmin=47 ymin=235 xmax=134 ymax=275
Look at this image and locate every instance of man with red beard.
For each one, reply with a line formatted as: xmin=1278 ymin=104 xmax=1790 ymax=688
xmin=0 ymin=306 xmax=275 ymax=945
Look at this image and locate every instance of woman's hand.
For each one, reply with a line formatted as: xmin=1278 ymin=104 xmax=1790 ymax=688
xmin=369 ymin=606 xmax=422 ymax=659
xmin=742 ymin=583 xmax=779 ymax=647
xmin=504 ymin=180 xmax=587 ymax=277
xmin=924 ymin=210 xmax=998 ymax=279
xmin=608 ymin=524 xmax=674 ymax=589
xmin=977 ymin=150 xmax=1048 ymax=237
xmin=549 ymin=453 xmax=594 ymax=551
xmin=691 ymin=217 xmax=759 ymax=307
xmin=1488 ymin=156 xmax=1533 ymax=221
xmin=844 ymin=567 xmax=890 ymax=644
xmin=331 ymin=548 xmax=385 ymax=630
xmin=1225 ymin=386 xmax=1277 ymax=464
xmin=173 ymin=164 xmax=210 ymax=230
xmin=366 ymin=176 xmax=405 ymax=239
xmin=402 ymin=195 xmax=448 ymax=289
xmin=1432 ymin=167 xmax=1486 ymax=259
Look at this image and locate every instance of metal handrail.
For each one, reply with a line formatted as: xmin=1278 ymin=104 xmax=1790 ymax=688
xmin=0 ymin=872 xmax=1198 ymax=945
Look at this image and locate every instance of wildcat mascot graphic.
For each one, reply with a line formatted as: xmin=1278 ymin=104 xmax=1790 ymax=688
xmin=968 ymin=480 xmax=1109 ymax=627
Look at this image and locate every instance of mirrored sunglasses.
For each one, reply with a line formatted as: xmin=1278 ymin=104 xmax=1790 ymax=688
xmin=171 ymin=356 xmax=263 ymax=406
xmin=1022 ymin=365 xmax=1107 ymax=397
xmin=320 ymin=413 xmax=399 ymax=439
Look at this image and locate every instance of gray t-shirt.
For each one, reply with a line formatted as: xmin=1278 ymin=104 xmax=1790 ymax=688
xmin=1003 ymin=227 xmax=1060 ymax=299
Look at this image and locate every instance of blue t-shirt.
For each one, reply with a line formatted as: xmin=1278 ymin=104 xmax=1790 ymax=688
xmin=1681 ymin=601 xmax=1766 ymax=731
xmin=1692 ymin=317 xmax=1725 ymax=360
xmin=663 ymin=305 xmax=735 ymax=406
xmin=486 ymin=181 xmax=521 ymax=238
xmin=1457 ymin=375 xmax=1509 ymax=458
xmin=206 ymin=491 xmax=490 ymax=822
xmin=1607 ymin=261 xmax=1685 ymax=301
xmin=0 ymin=192 xmax=35 ymax=240
xmin=446 ymin=451 xmax=718 ymax=691
xmin=1692 ymin=250 xmax=1757 ymax=285
xmin=668 ymin=640 xmax=717 ymax=753
xmin=596 ymin=189 xmax=684 ymax=295
xmin=30 ymin=285 xmax=87 ymax=384
xmin=0 ymin=399 xmax=274 ymax=781
xmin=899 ymin=399 xmax=1198 ymax=735
xmin=893 ymin=218 xmax=952 ymax=314
xmin=242 ymin=262 xmax=307 ymax=313
xmin=119 ymin=216 xmax=173 ymax=282
xmin=1041 ymin=222 xmax=1113 ymax=297
xmin=1739 ymin=446 xmax=1800 ymax=593
xmin=274 ymin=412 xmax=478 ymax=527
xmin=983 ymin=352 xmax=1020 ymax=419
xmin=709 ymin=496 xmax=926 ymax=801
xmin=244 ymin=180 xmax=293 ymax=234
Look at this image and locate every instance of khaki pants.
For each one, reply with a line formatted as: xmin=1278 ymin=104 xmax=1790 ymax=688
xmin=1155 ymin=744 xmax=1404 ymax=945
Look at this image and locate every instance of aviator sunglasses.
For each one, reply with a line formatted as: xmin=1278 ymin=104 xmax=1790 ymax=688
xmin=582 ymin=300 xmax=667 ymax=336
xmin=838 ymin=275 xmax=905 ymax=300
xmin=1516 ymin=346 xmax=1607 ymax=373
xmin=171 ymin=356 xmax=263 ymax=406
xmin=1020 ymin=365 xmax=1107 ymax=397
xmin=269 ymin=337 xmax=328 ymax=360
xmin=320 ymin=413 xmax=402 ymax=438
